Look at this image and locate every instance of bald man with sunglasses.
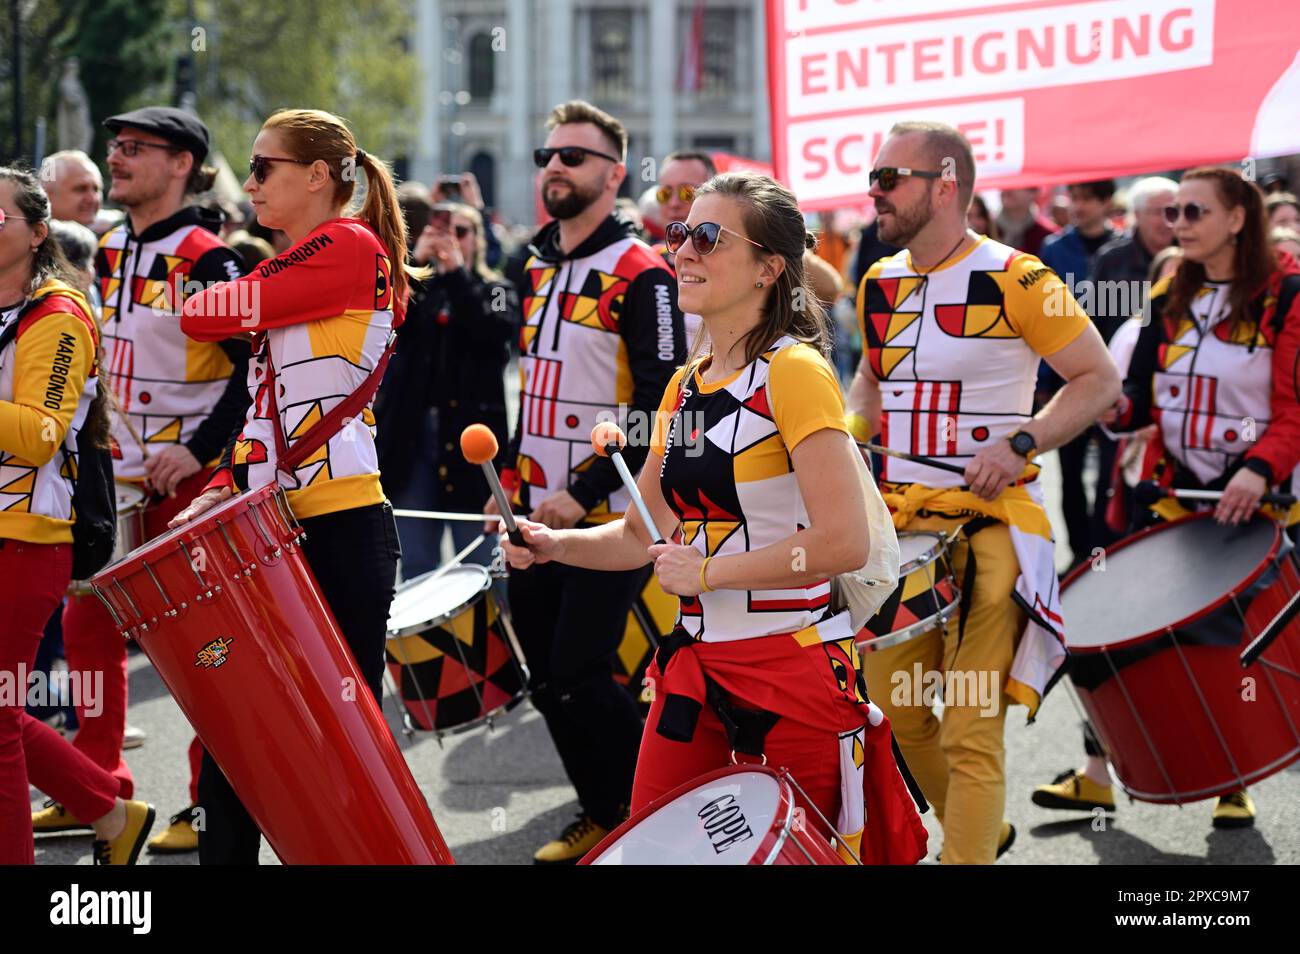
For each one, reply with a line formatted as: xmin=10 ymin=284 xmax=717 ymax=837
xmin=845 ymin=121 xmax=1121 ymax=865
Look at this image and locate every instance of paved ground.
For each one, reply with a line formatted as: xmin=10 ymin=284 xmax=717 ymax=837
xmin=30 ymin=447 xmax=1300 ymax=865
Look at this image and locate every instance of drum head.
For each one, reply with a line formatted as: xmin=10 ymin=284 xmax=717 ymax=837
xmin=388 ymin=565 xmax=491 ymax=637
xmin=116 ymin=482 xmax=146 ymax=512
xmin=898 ymin=532 xmax=946 ymax=572
xmin=1061 ymin=514 xmax=1279 ymax=652
xmin=587 ymin=767 xmax=784 ymax=865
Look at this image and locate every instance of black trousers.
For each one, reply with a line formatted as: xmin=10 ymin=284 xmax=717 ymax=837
xmin=198 ymin=501 xmax=401 ymax=865
xmin=507 ymin=559 xmax=650 ymax=830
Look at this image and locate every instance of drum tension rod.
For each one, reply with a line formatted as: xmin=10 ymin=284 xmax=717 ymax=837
xmin=177 ymin=539 xmax=217 ymax=603
xmin=249 ymin=504 xmax=282 ymax=562
xmin=216 ymin=518 xmax=256 ymax=580
xmin=144 ymin=560 xmax=180 ymax=618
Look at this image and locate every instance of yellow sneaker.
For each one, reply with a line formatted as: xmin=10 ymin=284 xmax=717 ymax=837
xmin=146 ymin=805 xmax=199 ymax=854
xmin=92 ymin=801 xmax=155 ymax=866
xmin=33 ymin=799 xmax=92 ymax=834
xmin=533 ymin=815 xmax=610 ymax=865
xmin=1212 ymin=790 xmax=1256 ymax=829
xmin=1032 ymin=768 xmax=1115 ymax=812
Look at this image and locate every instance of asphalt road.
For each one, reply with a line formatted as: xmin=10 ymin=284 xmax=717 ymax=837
xmin=29 ymin=449 xmax=1300 ymax=865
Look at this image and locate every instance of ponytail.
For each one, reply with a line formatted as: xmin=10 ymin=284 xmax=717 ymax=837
xmin=356 ymin=151 xmax=426 ymax=307
xmin=261 ymin=109 xmax=430 ymax=312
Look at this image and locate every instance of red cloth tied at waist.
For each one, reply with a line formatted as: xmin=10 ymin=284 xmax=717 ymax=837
xmin=649 ymin=628 xmax=930 ymax=865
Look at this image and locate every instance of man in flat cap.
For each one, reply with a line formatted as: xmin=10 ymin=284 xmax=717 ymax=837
xmin=33 ymin=107 xmax=251 ymax=856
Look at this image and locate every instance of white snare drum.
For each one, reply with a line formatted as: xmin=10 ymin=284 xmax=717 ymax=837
xmin=580 ymin=765 xmax=848 ymax=865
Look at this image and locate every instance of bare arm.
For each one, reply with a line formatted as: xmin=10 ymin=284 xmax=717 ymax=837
xmin=1025 ymin=323 xmax=1123 ymax=451
xmin=845 ymin=353 xmax=882 ymax=437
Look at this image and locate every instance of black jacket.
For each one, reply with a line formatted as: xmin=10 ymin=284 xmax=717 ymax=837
xmin=375 ymin=266 xmax=519 ymax=507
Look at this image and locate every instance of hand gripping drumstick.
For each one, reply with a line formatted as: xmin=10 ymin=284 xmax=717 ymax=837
xmin=591 ymin=423 xmax=666 ymax=544
xmin=461 ymin=424 xmax=525 ymax=547
xmin=1133 ymin=481 xmax=1298 ymax=510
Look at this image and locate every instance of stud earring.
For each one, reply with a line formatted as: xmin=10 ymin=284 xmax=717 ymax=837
xmin=755 ymin=281 xmax=764 ymax=288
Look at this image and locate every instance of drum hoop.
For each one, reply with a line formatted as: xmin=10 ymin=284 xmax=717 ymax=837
xmin=857 ymin=603 xmax=959 ymax=653
xmin=577 ymin=763 xmax=790 ymax=865
xmin=897 ymin=531 xmax=956 ymax=578
xmin=1061 ymin=511 xmax=1284 ymax=655
xmin=759 ymin=772 xmax=797 ymax=866
xmin=387 ymin=566 xmax=493 ymax=639
xmin=115 ymin=480 xmax=147 ymax=512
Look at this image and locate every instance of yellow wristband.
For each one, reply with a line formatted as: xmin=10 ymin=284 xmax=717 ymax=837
xmin=845 ymin=412 xmax=872 ymax=443
xmin=699 ymin=556 xmax=715 ymax=593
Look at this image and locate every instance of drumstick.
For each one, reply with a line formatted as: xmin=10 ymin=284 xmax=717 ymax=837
xmin=1133 ymin=481 xmax=1298 ymax=509
xmin=117 ymin=409 xmax=151 ymax=461
xmin=1240 ymin=589 xmax=1300 ymax=668
xmin=460 ymin=424 xmax=525 ymax=547
xmin=392 ymin=508 xmax=507 ymax=523
xmin=591 ymin=423 xmax=666 ymax=544
xmin=856 ymin=441 xmax=968 ymax=477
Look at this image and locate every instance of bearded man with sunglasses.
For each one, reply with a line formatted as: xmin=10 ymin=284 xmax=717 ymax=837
xmin=845 ymin=121 xmax=1121 ymax=864
xmin=32 ymin=107 xmax=251 ymax=854
xmin=487 ymin=100 xmax=685 ymax=863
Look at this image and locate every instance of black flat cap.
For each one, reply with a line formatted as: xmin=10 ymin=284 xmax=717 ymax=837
xmin=104 ymin=107 xmax=211 ymax=161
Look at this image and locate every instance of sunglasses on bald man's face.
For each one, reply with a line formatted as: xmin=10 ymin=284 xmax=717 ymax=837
xmin=869 ymin=166 xmax=945 ymax=192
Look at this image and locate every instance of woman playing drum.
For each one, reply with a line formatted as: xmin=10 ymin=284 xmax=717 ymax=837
xmin=173 ymin=109 xmax=424 ymax=863
xmin=501 ymin=172 xmax=927 ymax=864
xmin=0 ymin=166 xmax=154 ymax=864
xmin=1033 ymin=166 xmax=1300 ymax=828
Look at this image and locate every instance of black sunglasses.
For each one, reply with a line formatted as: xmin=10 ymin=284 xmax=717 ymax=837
xmin=249 ymin=154 xmax=314 ymax=184
xmin=869 ymin=166 xmax=945 ymax=192
xmin=664 ymin=221 xmax=770 ymax=257
xmin=1163 ymin=202 xmax=1212 ymax=224
xmin=533 ymin=146 xmax=620 ymax=169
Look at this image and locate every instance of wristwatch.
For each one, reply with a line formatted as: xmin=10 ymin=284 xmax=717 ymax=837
xmin=1008 ymin=429 xmax=1038 ymax=458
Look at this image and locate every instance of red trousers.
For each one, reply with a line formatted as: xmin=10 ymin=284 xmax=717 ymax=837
xmin=0 ymin=539 xmax=118 ymax=865
xmin=61 ymin=470 xmax=211 ymax=800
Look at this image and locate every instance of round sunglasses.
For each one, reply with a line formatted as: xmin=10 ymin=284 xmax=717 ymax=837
xmin=656 ymin=184 xmax=697 ymax=205
xmin=533 ymin=146 xmax=620 ymax=169
xmin=1163 ymin=202 xmax=1213 ymax=224
xmin=664 ymin=221 xmax=770 ymax=257
xmin=0 ymin=208 xmax=39 ymax=230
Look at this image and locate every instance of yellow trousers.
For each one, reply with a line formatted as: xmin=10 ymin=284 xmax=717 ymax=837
xmin=860 ymin=513 xmax=1025 ymax=865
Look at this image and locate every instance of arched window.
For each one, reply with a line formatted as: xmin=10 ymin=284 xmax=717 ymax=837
xmin=468 ymin=32 xmax=495 ymax=100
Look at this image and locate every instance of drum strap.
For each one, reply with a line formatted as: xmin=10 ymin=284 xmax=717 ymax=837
xmin=262 ymin=332 xmax=399 ymax=475
xmin=653 ymin=630 xmax=780 ymax=755
xmin=703 ymin=677 xmax=780 ymax=759
xmin=954 ymin=517 xmax=999 ymax=661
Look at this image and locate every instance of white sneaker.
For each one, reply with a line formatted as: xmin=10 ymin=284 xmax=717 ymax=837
xmin=123 ymin=725 xmax=147 ymax=750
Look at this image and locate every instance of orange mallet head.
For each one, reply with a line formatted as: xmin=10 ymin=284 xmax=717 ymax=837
xmin=591 ymin=422 xmax=627 ymax=458
xmin=461 ymin=423 xmax=499 ymax=465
